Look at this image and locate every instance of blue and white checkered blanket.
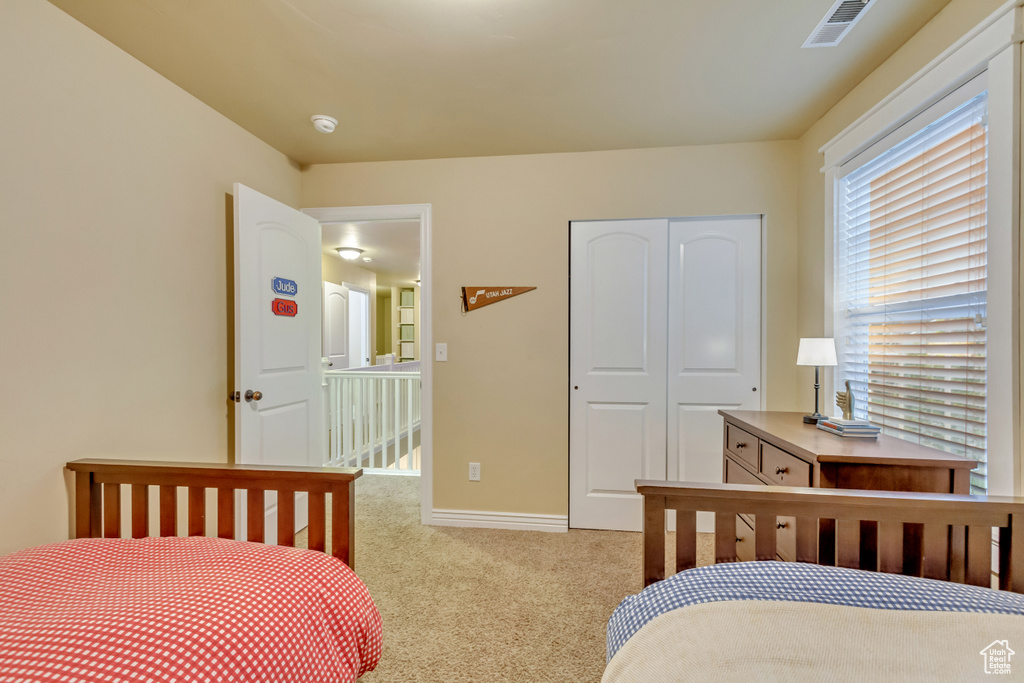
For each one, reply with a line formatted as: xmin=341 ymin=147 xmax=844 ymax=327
xmin=607 ymin=561 xmax=1024 ymax=662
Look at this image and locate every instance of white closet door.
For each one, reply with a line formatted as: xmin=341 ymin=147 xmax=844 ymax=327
xmin=666 ymin=217 xmax=762 ymax=532
xmin=569 ymin=219 xmax=668 ymax=531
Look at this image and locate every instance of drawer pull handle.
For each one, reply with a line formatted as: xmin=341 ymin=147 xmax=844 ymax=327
xmin=735 ymin=442 xmax=747 ymax=449
xmin=777 ymin=521 xmax=788 ymax=529
xmin=736 ymin=537 xmax=743 ymax=543
xmin=775 ymin=466 xmax=788 ymax=475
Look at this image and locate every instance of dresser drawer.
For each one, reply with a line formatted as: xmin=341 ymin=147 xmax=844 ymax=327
xmin=725 ymin=424 xmax=758 ymax=469
xmin=761 ymin=442 xmax=812 ymax=487
xmin=725 ymin=458 xmax=762 ymax=486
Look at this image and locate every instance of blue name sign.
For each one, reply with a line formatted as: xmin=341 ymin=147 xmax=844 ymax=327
xmin=272 ymin=277 xmax=298 ymax=297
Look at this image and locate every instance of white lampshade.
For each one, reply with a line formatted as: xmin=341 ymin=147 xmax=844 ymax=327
xmin=796 ymin=338 xmax=837 ymax=366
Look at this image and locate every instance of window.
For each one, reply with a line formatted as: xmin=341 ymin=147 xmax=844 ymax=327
xmin=834 ymin=89 xmax=988 ymax=493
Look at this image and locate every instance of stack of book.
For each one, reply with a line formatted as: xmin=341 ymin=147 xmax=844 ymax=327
xmin=816 ymin=417 xmax=880 ymax=438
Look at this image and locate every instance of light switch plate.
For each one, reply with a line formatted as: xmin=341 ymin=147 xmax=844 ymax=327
xmin=436 ymin=343 xmax=448 ymax=361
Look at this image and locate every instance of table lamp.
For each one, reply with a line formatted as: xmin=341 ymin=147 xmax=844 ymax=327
xmin=797 ymin=338 xmax=837 ymax=424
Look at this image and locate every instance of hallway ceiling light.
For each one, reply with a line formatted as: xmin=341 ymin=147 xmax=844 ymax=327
xmin=337 ymin=247 xmax=363 ymax=260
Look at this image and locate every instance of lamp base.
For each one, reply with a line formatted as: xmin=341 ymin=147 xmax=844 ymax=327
xmin=803 ymin=413 xmax=825 ymax=424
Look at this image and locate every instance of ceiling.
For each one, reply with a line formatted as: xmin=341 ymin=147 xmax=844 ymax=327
xmin=48 ymin=0 xmax=952 ymax=166
xmin=321 ymin=220 xmax=420 ymax=290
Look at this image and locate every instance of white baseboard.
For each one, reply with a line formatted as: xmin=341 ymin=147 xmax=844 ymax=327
xmin=431 ymin=508 xmax=568 ymax=533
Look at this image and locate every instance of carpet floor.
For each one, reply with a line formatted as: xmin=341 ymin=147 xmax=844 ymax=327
xmin=300 ymin=474 xmax=713 ymax=682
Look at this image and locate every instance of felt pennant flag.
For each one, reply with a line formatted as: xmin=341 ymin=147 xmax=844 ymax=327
xmin=461 ymin=286 xmax=536 ymax=312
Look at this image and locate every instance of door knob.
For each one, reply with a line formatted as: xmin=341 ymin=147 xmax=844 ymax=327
xmin=228 ymin=391 xmax=240 ymax=403
xmin=245 ymin=390 xmax=263 ymax=402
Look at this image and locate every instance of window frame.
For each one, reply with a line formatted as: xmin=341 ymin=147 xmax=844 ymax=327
xmin=819 ymin=5 xmax=1020 ymax=496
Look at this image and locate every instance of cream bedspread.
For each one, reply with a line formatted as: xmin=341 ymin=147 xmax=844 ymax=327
xmin=603 ymin=599 xmax=1024 ymax=682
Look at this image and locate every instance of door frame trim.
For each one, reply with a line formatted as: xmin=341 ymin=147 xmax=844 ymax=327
xmin=304 ymin=203 xmax=433 ymax=525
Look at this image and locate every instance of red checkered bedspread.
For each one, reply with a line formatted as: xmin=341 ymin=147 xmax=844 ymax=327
xmin=0 ymin=536 xmax=382 ymax=682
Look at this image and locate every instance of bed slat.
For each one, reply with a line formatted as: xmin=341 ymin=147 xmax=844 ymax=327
xmin=159 ymin=486 xmax=176 ymax=536
xmin=131 ymin=485 xmax=149 ymax=538
xmin=922 ymin=523 xmax=949 ymax=581
xmin=965 ymin=525 xmax=991 ymax=587
xmin=103 ymin=483 xmax=121 ymax=538
xmin=878 ymin=521 xmax=903 ymax=574
xmin=217 ymin=488 xmax=234 ymax=539
xmin=278 ymin=491 xmax=295 ymax=548
xmin=674 ymin=508 xmax=697 ymax=573
xmin=795 ymin=516 xmax=817 ymax=563
xmin=714 ymin=512 xmax=737 ymax=563
xmin=1009 ymin=514 xmax=1024 ymax=593
xmin=309 ymin=491 xmax=326 ymax=552
xmin=247 ymin=489 xmax=265 ymax=543
xmin=837 ymin=519 xmax=860 ymax=569
xmin=754 ymin=513 xmax=776 ymax=561
xmin=188 ymin=487 xmax=205 ymax=536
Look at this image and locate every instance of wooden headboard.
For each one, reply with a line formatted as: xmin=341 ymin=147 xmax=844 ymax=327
xmin=66 ymin=459 xmax=361 ymax=568
xmin=636 ymin=479 xmax=1024 ymax=593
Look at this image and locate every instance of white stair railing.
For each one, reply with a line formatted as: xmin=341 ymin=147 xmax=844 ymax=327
xmin=325 ymin=362 xmax=421 ymax=473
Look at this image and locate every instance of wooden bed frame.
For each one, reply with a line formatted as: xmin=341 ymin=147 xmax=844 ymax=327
xmin=66 ymin=459 xmax=362 ymax=567
xmin=637 ymin=479 xmax=1024 ymax=593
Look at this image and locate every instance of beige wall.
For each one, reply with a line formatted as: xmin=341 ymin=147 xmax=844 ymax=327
xmin=0 ymin=0 xmax=301 ymax=555
xmin=377 ymin=293 xmax=393 ymax=356
xmin=302 ymin=141 xmax=801 ymax=515
xmin=795 ymin=0 xmax=1005 ymax=406
xmin=321 ymin=254 xmax=377 ymax=362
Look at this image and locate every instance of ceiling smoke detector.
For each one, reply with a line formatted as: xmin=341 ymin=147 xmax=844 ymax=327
xmin=311 ymin=115 xmax=338 ymax=134
xmin=802 ymin=0 xmax=874 ymax=48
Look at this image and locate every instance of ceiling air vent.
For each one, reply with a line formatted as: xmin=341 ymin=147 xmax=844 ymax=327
xmin=802 ymin=0 xmax=874 ymax=48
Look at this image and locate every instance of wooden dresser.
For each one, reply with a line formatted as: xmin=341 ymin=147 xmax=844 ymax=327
xmin=720 ymin=410 xmax=976 ymax=567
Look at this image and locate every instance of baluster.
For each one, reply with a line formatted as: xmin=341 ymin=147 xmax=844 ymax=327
xmin=369 ymin=375 xmax=377 ymax=469
xmin=381 ymin=376 xmax=390 ymax=469
xmin=406 ymin=375 xmax=414 ymax=469
xmin=355 ymin=378 xmax=363 ymax=466
xmin=393 ymin=376 xmax=400 ymax=469
xmin=795 ymin=517 xmax=817 ymax=563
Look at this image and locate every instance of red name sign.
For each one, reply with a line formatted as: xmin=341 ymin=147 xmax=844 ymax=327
xmin=271 ymin=298 xmax=298 ymax=317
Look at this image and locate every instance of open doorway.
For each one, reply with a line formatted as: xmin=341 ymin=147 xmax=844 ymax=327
xmin=304 ymin=204 xmax=433 ymax=526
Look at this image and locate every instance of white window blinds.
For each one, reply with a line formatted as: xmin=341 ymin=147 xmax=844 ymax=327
xmin=834 ymin=91 xmax=988 ymax=493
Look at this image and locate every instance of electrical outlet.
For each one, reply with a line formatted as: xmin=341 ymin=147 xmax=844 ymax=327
xmin=468 ymin=462 xmax=481 ymax=481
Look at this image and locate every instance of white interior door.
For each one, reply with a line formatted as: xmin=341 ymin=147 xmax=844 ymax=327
xmin=234 ymin=183 xmax=321 ymax=542
xmin=667 ymin=216 xmax=761 ymax=531
xmin=323 ymin=281 xmax=350 ymax=370
xmin=348 ymin=288 xmax=370 ymax=368
xmin=570 ymin=216 xmax=762 ymax=532
xmin=569 ymin=219 xmax=668 ymax=532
